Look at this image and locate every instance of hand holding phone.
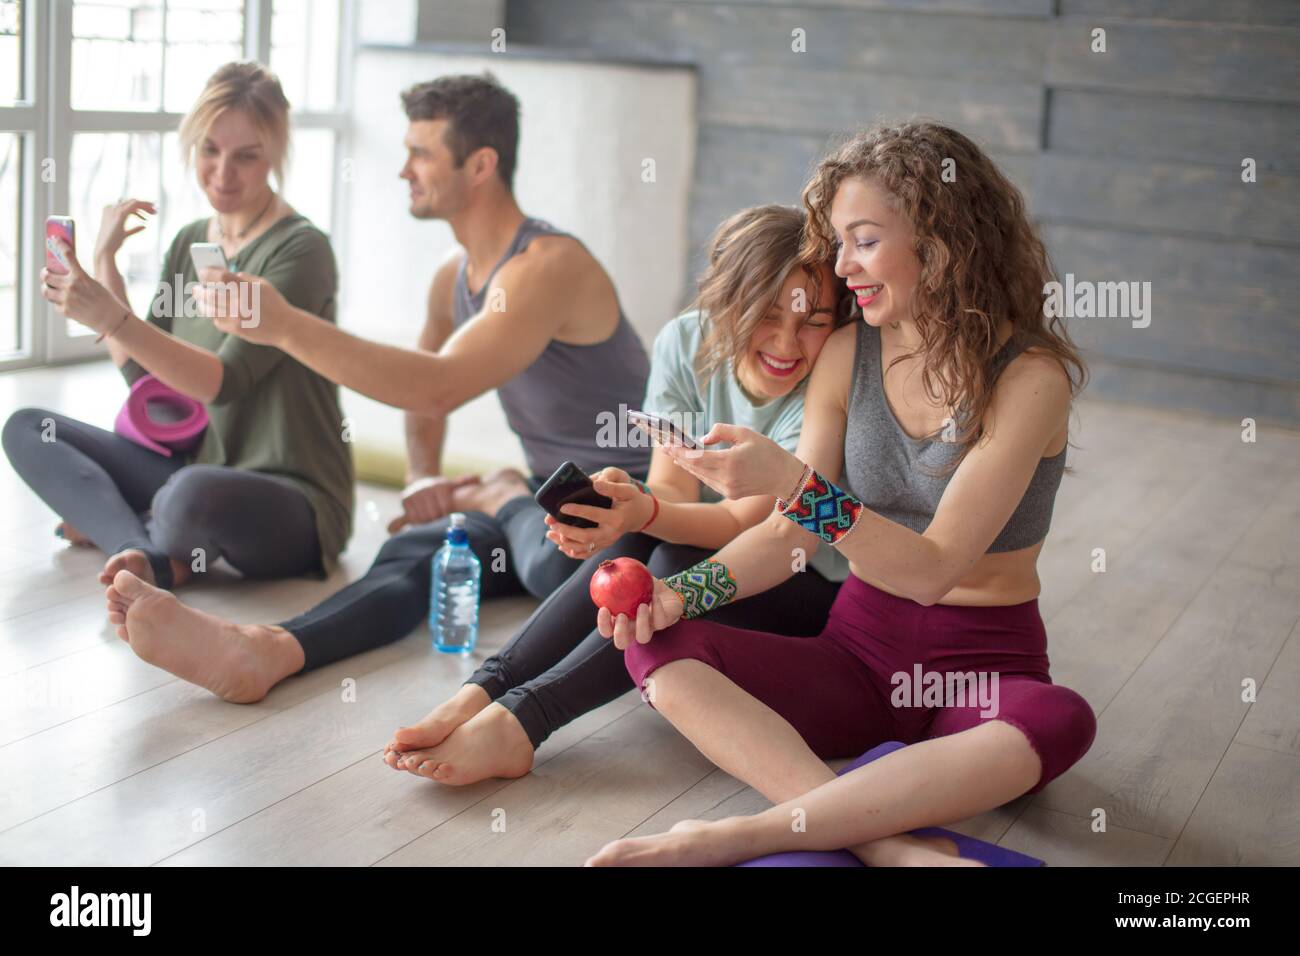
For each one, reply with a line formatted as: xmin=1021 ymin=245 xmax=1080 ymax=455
xmin=534 ymin=461 xmax=613 ymax=529
xmin=189 ymin=242 xmax=230 ymax=276
xmin=45 ymin=217 xmax=76 ymax=275
xmin=628 ymin=410 xmax=700 ymax=450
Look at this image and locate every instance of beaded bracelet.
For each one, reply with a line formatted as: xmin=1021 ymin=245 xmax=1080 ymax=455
xmin=663 ymin=558 xmax=739 ymax=619
xmin=775 ymin=466 xmax=866 ymax=547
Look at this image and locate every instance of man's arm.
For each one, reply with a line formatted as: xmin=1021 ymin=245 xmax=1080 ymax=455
xmin=264 ymin=237 xmax=587 ymax=417
xmin=403 ymin=252 xmax=461 ymax=482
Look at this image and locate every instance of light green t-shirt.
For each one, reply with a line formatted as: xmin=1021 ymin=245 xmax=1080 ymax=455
xmin=641 ymin=310 xmax=850 ymax=583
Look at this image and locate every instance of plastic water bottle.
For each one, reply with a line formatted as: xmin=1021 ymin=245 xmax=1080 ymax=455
xmin=430 ymin=513 xmax=481 ymax=655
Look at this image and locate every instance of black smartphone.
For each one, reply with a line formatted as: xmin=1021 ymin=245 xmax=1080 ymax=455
xmin=534 ymin=460 xmax=613 ymax=529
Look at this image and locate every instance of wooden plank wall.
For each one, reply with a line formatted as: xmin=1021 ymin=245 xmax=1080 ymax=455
xmin=504 ymin=0 xmax=1300 ymax=424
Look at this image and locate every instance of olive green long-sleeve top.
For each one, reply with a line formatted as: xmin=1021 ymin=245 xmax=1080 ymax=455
xmin=121 ymin=214 xmax=354 ymax=575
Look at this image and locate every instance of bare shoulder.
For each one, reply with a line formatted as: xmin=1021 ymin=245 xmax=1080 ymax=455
xmin=988 ymin=346 xmax=1073 ymax=453
xmin=998 ymin=347 xmax=1072 ymax=407
xmin=808 ymin=321 xmax=859 ymax=409
xmin=494 ymin=231 xmax=604 ymax=293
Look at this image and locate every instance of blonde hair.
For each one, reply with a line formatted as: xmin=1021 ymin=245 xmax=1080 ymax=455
xmin=691 ymin=204 xmax=852 ymax=387
xmin=178 ymin=61 xmax=291 ymax=185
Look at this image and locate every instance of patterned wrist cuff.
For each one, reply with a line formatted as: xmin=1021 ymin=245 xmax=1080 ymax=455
xmin=776 ymin=462 xmax=814 ymax=512
xmin=777 ymin=468 xmax=866 ymax=546
xmin=664 ymin=559 xmax=739 ymax=619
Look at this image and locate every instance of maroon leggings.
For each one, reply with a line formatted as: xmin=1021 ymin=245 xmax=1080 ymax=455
xmin=625 ymin=574 xmax=1096 ymax=795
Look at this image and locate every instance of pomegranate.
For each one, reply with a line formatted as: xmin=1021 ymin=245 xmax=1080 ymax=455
xmin=589 ymin=557 xmax=655 ymax=619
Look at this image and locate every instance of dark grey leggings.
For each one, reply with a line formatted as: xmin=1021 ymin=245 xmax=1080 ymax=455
xmin=2 ymin=407 xmax=321 ymax=587
xmin=470 ymin=535 xmax=842 ymax=748
xmin=281 ymin=476 xmax=593 ymax=669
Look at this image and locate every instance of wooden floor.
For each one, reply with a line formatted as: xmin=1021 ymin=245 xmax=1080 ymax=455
xmin=1 ymin=362 xmax=1297 ymax=866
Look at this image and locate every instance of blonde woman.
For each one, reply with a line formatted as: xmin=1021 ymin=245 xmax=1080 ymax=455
xmin=4 ymin=61 xmax=352 ymax=591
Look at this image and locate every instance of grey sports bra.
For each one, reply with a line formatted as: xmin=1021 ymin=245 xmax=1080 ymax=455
xmin=840 ymin=323 xmax=1066 ymax=553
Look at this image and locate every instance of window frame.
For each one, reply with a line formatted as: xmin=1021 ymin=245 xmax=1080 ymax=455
xmin=0 ymin=0 xmax=355 ymax=371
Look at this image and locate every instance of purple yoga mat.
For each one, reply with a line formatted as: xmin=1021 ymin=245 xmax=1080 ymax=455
xmin=735 ymin=740 xmax=1044 ymax=867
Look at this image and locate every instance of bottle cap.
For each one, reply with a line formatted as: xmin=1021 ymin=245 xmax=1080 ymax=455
xmin=449 ymin=512 xmax=466 ymax=529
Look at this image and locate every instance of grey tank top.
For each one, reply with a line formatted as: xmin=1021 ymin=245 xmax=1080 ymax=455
xmin=841 ymin=323 xmax=1066 ymax=553
xmin=452 ymin=217 xmax=652 ymax=480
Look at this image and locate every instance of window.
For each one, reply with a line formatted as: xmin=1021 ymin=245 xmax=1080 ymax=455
xmin=0 ymin=0 xmax=32 ymax=359
xmin=71 ymin=0 xmax=245 ymax=113
xmin=0 ymin=0 xmax=354 ymax=369
xmin=1 ymin=0 xmax=20 ymax=105
xmin=0 ymin=131 xmax=19 ymax=353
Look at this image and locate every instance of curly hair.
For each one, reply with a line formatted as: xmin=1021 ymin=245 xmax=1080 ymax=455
xmin=692 ymin=204 xmax=854 ymax=387
xmin=800 ymin=120 xmax=1086 ymax=464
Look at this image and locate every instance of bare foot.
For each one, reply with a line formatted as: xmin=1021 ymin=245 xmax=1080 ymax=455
xmin=389 ymin=702 xmax=534 ymax=785
xmin=586 ymin=818 xmax=751 ymax=867
xmin=382 ymin=683 xmax=492 ymax=766
xmin=99 ymin=549 xmax=192 ymax=588
xmin=585 ymin=819 xmax=986 ymax=868
xmin=55 ymin=521 xmax=93 ymax=546
xmin=450 ymin=468 xmax=532 ymax=519
xmin=105 ymin=570 xmax=304 ymax=703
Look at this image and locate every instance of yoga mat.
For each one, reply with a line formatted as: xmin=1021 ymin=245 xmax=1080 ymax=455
xmin=736 ymin=741 xmax=1044 ymax=867
xmin=114 ymin=374 xmax=209 ymax=458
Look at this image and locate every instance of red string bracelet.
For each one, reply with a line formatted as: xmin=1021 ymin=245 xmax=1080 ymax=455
xmin=636 ymin=482 xmax=659 ymax=532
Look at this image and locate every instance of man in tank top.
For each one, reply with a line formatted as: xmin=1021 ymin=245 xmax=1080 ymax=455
xmin=102 ymin=74 xmax=654 ymax=703
xmin=202 ymin=71 xmax=651 ymax=596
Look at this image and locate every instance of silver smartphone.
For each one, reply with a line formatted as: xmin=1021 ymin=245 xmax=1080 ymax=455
xmin=627 ymin=409 xmax=701 ymax=450
xmin=189 ymin=242 xmax=230 ymax=275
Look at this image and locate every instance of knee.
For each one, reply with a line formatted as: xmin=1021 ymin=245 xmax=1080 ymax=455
xmin=2 ymin=407 xmax=53 ymax=460
xmin=151 ymin=466 xmax=227 ymax=547
xmin=1012 ymin=684 xmax=1097 ymax=793
xmin=514 ymin=546 xmax=580 ymax=600
xmin=623 ymin=623 xmax=721 ymax=707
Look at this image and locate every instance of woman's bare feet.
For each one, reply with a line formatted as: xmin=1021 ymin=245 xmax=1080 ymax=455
xmin=450 ymin=468 xmax=532 ymax=519
xmin=99 ymin=549 xmax=192 ymax=588
xmin=387 ymin=702 xmax=534 ymax=785
xmin=104 ymin=570 xmax=304 ymax=703
xmin=586 ymin=818 xmax=986 ymax=867
xmin=55 ymin=520 xmax=93 ymax=546
xmin=586 ymin=818 xmax=756 ymax=867
xmin=382 ymin=683 xmax=492 ymax=764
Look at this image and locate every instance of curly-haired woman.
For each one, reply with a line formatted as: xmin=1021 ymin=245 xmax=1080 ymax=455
xmin=586 ymin=121 xmax=1097 ymax=867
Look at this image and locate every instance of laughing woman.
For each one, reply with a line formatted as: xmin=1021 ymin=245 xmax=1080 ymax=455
xmin=587 ymin=121 xmax=1096 ymax=867
xmin=3 ymin=62 xmax=352 ymax=590
xmin=379 ymin=204 xmax=854 ymax=784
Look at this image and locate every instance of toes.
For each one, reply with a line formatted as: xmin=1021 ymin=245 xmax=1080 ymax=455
xmin=393 ymin=720 xmax=446 ymax=749
xmin=113 ymin=569 xmax=153 ymax=599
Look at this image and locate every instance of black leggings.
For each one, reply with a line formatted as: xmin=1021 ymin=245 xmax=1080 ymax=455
xmin=282 ymin=478 xmax=589 ymax=670
xmin=467 ymin=535 xmax=842 ymax=748
xmin=2 ymin=407 xmax=321 ymax=586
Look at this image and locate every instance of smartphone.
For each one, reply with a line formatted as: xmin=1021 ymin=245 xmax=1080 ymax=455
xmin=534 ymin=461 xmax=613 ymax=529
xmin=189 ymin=242 xmax=230 ymax=275
xmin=45 ymin=217 xmax=75 ymax=275
xmin=627 ymin=409 xmax=700 ymax=450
